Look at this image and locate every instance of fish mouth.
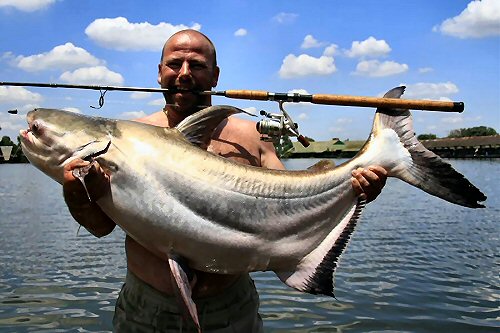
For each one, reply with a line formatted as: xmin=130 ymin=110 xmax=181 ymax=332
xmin=19 ymin=128 xmax=34 ymax=145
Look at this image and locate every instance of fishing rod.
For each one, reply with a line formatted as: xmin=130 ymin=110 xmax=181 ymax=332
xmin=0 ymin=81 xmax=464 ymax=112
xmin=0 ymin=81 xmax=464 ymax=148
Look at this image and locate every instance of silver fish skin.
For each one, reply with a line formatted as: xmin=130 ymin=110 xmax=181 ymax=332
xmin=20 ymin=86 xmax=486 ymax=297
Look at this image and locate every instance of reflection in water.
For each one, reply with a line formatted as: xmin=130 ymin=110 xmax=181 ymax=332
xmin=0 ymin=160 xmax=499 ymax=332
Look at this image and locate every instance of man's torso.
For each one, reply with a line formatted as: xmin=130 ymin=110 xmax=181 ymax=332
xmin=126 ymin=114 xmax=263 ymax=297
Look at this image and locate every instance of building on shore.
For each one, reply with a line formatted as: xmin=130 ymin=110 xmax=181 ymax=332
xmin=288 ymin=135 xmax=500 ymax=159
xmin=290 ymin=138 xmax=365 ymax=158
xmin=420 ymin=135 xmax=500 ymax=158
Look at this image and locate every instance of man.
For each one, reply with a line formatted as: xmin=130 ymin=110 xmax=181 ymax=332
xmin=62 ymin=29 xmax=387 ymax=332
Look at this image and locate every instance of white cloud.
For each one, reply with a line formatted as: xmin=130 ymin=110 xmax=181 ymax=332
xmin=323 ymin=44 xmax=338 ymax=57
xmin=0 ymin=86 xmax=43 ymax=103
xmin=353 ymin=60 xmax=408 ymax=77
xmin=62 ymin=107 xmax=81 ymax=114
xmin=402 ymin=82 xmax=459 ymax=100
xmin=59 ymin=66 xmax=124 ymax=85
xmin=243 ymin=106 xmax=258 ymax=116
xmin=13 ymin=43 xmax=102 ymax=72
xmin=0 ymin=103 xmax=41 ymax=139
xmin=434 ymin=0 xmax=500 ymax=38
xmin=441 ymin=116 xmax=464 ymax=124
xmin=298 ymin=113 xmax=309 ymax=120
xmin=345 ymin=36 xmax=391 ymax=58
xmin=234 ymin=28 xmax=247 ymax=37
xmin=328 ymin=126 xmax=347 ymax=134
xmin=418 ymin=67 xmax=434 ymax=74
xmin=301 ymin=35 xmax=325 ymax=49
xmin=85 ymin=17 xmax=201 ymax=51
xmin=148 ymin=98 xmax=165 ymax=106
xmin=0 ymin=115 xmax=23 ymax=133
xmin=0 ymin=0 xmax=55 ymax=12
xmin=130 ymin=92 xmax=152 ymax=99
xmin=336 ymin=118 xmax=353 ymax=125
xmin=288 ymin=89 xmax=310 ymax=95
xmin=279 ymin=54 xmax=336 ymax=78
xmin=120 ymin=111 xmax=148 ymax=119
xmin=273 ymin=12 xmax=298 ymax=24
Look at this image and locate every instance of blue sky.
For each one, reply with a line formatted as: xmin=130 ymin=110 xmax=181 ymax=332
xmin=0 ymin=0 xmax=499 ymax=141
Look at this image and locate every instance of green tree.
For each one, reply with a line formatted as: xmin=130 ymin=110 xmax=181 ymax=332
xmin=0 ymin=135 xmax=15 ymax=146
xmin=273 ymin=135 xmax=294 ymax=158
xmin=417 ymin=133 xmax=437 ymax=140
xmin=0 ymin=135 xmax=28 ymax=163
xmin=448 ymin=126 xmax=498 ymax=138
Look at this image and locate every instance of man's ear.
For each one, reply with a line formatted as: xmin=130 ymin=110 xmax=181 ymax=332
xmin=157 ymin=64 xmax=162 ymax=85
xmin=211 ymin=66 xmax=220 ymax=88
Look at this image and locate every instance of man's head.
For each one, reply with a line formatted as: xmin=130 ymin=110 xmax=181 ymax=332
xmin=158 ymin=29 xmax=220 ymax=116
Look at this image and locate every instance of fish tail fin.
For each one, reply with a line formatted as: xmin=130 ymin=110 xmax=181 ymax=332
xmin=276 ymin=197 xmax=366 ymax=297
xmin=372 ymin=86 xmax=486 ymax=208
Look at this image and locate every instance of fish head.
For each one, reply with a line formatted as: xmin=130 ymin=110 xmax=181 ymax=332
xmin=20 ymin=108 xmax=111 ymax=184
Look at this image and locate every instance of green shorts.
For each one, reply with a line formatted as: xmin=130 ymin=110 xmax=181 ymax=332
xmin=113 ymin=270 xmax=263 ymax=333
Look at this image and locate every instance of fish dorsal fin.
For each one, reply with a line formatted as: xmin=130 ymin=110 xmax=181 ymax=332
xmin=167 ymin=254 xmax=200 ymax=332
xmin=275 ymin=196 xmax=366 ymax=297
xmin=307 ymin=159 xmax=336 ymax=172
xmin=175 ymin=105 xmax=255 ymax=149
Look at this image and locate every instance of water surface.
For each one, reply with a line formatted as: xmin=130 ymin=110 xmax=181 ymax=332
xmin=0 ymin=160 xmax=498 ymax=332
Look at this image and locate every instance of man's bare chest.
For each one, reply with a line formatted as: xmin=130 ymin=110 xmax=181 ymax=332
xmin=207 ymin=137 xmax=260 ymax=167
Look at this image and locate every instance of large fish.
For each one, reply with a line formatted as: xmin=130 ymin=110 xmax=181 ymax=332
xmin=20 ymin=87 xmax=486 ymax=330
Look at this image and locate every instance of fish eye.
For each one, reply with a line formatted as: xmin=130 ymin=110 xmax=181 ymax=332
xmin=31 ymin=120 xmax=42 ymax=135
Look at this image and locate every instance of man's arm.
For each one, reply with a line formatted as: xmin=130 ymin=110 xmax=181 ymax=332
xmin=63 ymin=159 xmax=116 ymax=237
xmin=259 ymin=140 xmax=286 ymax=170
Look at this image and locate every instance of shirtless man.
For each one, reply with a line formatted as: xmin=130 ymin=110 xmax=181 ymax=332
xmin=62 ymin=29 xmax=387 ymax=332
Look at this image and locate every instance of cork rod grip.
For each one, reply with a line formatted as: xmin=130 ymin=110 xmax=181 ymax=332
xmin=224 ymin=90 xmax=269 ymax=101
xmin=311 ymin=94 xmax=464 ymax=112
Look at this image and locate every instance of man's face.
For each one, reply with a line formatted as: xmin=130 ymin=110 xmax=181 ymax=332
xmin=158 ymin=32 xmax=219 ymax=116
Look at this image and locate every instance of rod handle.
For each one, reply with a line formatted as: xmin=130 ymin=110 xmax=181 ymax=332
xmin=311 ymin=94 xmax=464 ymax=112
xmin=223 ymin=90 xmax=269 ymax=100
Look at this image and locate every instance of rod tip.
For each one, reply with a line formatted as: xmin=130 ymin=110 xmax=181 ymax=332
xmin=453 ymin=102 xmax=464 ymax=113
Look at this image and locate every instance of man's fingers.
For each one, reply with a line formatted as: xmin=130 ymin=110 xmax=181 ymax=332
xmin=368 ymin=165 xmax=388 ymax=183
xmin=351 ymin=176 xmax=363 ymax=196
xmin=351 ymin=166 xmax=388 ymax=203
xmin=352 ymin=168 xmax=370 ymax=188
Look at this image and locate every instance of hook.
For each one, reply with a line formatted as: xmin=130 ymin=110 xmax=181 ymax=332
xmin=90 ymin=89 xmax=107 ymax=109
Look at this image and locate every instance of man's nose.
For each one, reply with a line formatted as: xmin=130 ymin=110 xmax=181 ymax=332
xmin=179 ymin=62 xmax=191 ymax=77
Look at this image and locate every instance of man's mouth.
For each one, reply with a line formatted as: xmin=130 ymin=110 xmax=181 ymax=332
xmin=169 ymin=86 xmax=200 ymax=94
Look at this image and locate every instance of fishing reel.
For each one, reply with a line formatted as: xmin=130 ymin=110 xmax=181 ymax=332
xmin=256 ymin=101 xmax=310 ymax=147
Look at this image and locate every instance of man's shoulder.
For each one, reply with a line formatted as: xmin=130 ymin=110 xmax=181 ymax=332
xmin=224 ymin=116 xmax=258 ymax=133
xmin=134 ymin=111 xmax=167 ymax=126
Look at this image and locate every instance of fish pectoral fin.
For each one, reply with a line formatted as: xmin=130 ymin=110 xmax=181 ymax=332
xmin=167 ymin=254 xmax=201 ymax=332
xmin=75 ymin=139 xmax=112 ymax=161
xmin=175 ymin=105 xmax=254 ymax=150
xmin=276 ymin=196 xmax=366 ymax=298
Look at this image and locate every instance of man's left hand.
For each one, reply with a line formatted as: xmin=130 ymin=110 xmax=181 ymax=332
xmin=351 ymin=165 xmax=388 ymax=203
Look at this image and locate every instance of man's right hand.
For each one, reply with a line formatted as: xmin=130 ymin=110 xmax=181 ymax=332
xmin=63 ymin=159 xmax=116 ymax=237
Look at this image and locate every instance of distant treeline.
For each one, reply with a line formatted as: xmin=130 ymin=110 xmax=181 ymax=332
xmin=0 ymin=135 xmax=29 ymax=163
xmin=417 ymin=126 xmax=497 ymax=140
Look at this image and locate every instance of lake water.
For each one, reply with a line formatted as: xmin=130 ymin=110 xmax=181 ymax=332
xmin=0 ymin=159 xmax=498 ymax=332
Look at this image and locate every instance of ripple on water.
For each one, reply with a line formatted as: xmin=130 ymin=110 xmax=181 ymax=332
xmin=0 ymin=161 xmax=499 ymax=332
